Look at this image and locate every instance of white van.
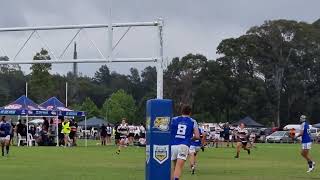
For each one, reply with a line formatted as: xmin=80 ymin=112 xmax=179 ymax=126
xmin=283 ymin=124 xmax=319 ymax=140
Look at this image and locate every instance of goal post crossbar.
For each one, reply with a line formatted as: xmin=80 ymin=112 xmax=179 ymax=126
xmin=0 ymin=19 xmax=164 ymax=99
xmin=0 ymin=57 xmax=158 ymax=64
xmin=0 ymin=21 xmax=160 ymax=32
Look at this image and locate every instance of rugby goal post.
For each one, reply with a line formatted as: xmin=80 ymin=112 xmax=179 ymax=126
xmin=0 ymin=19 xmax=165 ymax=99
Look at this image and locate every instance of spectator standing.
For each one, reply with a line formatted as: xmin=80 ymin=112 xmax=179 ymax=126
xmin=139 ymin=123 xmax=146 ymax=138
xmin=223 ymin=123 xmax=231 ymax=147
xmin=106 ymin=124 xmax=112 ymax=145
xmin=100 ymin=124 xmax=107 ymax=146
xmin=69 ymin=119 xmax=78 ymax=146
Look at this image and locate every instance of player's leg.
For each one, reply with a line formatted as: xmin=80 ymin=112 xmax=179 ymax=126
xmin=64 ymin=134 xmax=70 ymax=147
xmin=171 ymin=145 xmax=179 ymax=179
xmin=73 ymin=135 xmax=77 ymax=146
xmin=231 ymin=135 xmax=235 ymax=148
xmin=4 ymin=136 xmax=10 ymax=156
xmin=1 ymin=139 xmax=4 ymax=156
xmin=301 ymin=143 xmax=315 ymax=172
xmin=215 ymin=135 xmax=219 ymax=148
xmin=192 ymin=151 xmax=199 ymax=174
xmin=235 ymin=142 xmax=241 ymax=158
xmin=116 ymin=138 xmax=125 ymax=154
xmin=226 ymin=136 xmax=230 ymax=147
xmin=242 ymin=142 xmax=251 ymax=155
xmin=106 ymin=135 xmax=110 ymax=145
xmin=188 ymin=147 xmax=196 ymax=174
xmin=171 ymin=160 xmax=177 ymax=180
xmin=173 ymin=159 xmax=186 ymax=180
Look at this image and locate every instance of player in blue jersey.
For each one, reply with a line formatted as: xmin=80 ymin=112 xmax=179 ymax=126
xmin=171 ymin=105 xmax=200 ymax=180
xmin=189 ymin=127 xmax=206 ymax=175
xmin=0 ymin=116 xmax=12 ymax=157
xmin=296 ymin=115 xmax=315 ymax=173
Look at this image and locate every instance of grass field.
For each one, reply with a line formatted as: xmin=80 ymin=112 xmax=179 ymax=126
xmin=1 ymin=143 xmax=320 ymax=180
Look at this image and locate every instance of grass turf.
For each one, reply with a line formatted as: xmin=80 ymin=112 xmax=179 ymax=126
xmin=0 ymin=143 xmax=319 ymax=180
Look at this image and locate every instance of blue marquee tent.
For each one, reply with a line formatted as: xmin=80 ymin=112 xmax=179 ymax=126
xmin=40 ymin=97 xmax=87 ymax=146
xmin=0 ymin=95 xmax=49 ymax=116
xmin=40 ymin=97 xmax=85 ymax=117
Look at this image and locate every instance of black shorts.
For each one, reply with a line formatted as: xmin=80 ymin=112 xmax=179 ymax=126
xmin=128 ymin=133 xmax=134 ymax=137
xmin=69 ymin=132 xmax=76 ymax=139
xmin=107 ymin=133 xmax=112 ymax=137
xmin=101 ymin=132 xmax=107 ymax=137
xmin=115 ymin=134 xmax=120 ymax=140
xmin=140 ymin=133 xmax=146 ymax=138
xmin=224 ymin=134 xmax=230 ymax=140
xmin=241 ymin=141 xmax=248 ymax=146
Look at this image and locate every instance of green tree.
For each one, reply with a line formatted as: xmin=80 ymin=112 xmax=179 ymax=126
xmin=105 ymin=90 xmax=137 ymax=124
xmin=164 ymin=54 xmax=207 ymax=113
xmin=94 ymin=65 xmax=111 ymax=85
xmin=80 ymin=97 xmax=100 ymax=118
xmin=216 ymin=19 xmax=320 ymax=125
xmin=0 ymin=56 xmax=25 ymax=105
xmin=29 ymin=48 xmax=54 ymax=102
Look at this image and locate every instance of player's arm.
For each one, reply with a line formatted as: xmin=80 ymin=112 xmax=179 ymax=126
xmin=192 ymin=120 xmax=200 ymax=140
xmin=192 ymin=128 xmax=200 ymax=140
xmin=296 ymin=124 xmax=304 ymax=137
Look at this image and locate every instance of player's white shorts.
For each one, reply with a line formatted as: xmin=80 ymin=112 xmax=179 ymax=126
xmin=302 ymin=142 xmax=312 ymax=150
xmin=229 ymin=135 xmax=233 ymax=141
xmin=0 ymin=135 xmax=10 ymax=142
xmin=171 ymin=144 xmax=189 ymax=161
xmin=214 ymin=134 xmax=220 ymax=140
xmin=189 ymin=145 xmax=201 ymax=154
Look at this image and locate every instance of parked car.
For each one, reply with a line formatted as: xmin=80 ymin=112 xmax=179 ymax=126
xmin=266 ymin=131 xmax=294 ymax=143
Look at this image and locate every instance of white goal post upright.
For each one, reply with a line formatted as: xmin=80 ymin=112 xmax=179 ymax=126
xmin=0 ymin=19 xmax=164 ymax=99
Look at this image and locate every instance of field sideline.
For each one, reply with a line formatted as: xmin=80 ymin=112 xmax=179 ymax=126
xmin=0 ymin=143 xmax=319 ymax=180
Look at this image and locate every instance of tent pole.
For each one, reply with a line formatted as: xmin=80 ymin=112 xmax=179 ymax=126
xmin=85 ymin=116 xmax=87 ymax=147
xmin=25 ymin=82 xmax=28 ymax=97
xmin=65 ymin=82 xmax=68 ymax=107
xmin=26 ymin=115 xmax=29 ymax=147
xmin=56 ymin=116 xmax=59 ymax=146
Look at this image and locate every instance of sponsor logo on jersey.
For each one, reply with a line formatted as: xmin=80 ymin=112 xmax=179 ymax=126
xmin=153 ymin=117 xmax=170 ymax=132
xmin=153 ymin=145 xmax=169 ymax=164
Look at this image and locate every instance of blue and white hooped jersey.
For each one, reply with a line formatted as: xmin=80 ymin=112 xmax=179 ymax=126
xmin=191 ymin=128 xmax=203 ymax=147
xmin=171 ymin=116 xmax=198 ymax=147
xmin=0 ymin=122 xmax=11 ymax=137
xmin=300 ymin=122 xmax=311 ymax=143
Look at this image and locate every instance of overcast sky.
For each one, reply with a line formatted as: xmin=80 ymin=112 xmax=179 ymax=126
xmin=0 ymin=0 xmax=319 ymax=76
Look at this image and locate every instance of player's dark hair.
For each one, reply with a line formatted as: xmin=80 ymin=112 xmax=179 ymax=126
xmin=1 ymin=116 xmax=5 ymax=121
xmin=181 ymin=105 xmax=192 ymax=115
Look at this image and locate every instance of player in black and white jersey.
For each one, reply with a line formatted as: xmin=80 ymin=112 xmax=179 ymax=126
xmin=116 ymin=118 xmax=129 ymax=155
xmin=249 ymin=132 xmax=257 ymax=148
xmin=234 ymin=123 xmax=251 ymax=158
xmin=128 ymin=125 xmax=135 ymax=145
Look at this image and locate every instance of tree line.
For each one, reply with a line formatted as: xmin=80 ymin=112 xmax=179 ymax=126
xmin=1 ymin=18 xmax=320 ymax=126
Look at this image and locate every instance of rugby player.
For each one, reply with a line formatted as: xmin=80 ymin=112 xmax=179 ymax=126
xmin=234 ymin=123 xmax=250 ymax=158
xmin=189 ymin=127 xmax=206 ymax=174
xmin=0 ymin=116 xmax=11 ymax=157
xmin=296 ymin=115 xmax=315 ymax=173
xmin=249 ymin=132 xmax=256 ymax=148
xmin=171 ymin=105 xmax=200 ymax=180
xmin=116 ymin=118 xmax=129 ymax=154
xmin=214 ymin=126 xmax=221 ymax=148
